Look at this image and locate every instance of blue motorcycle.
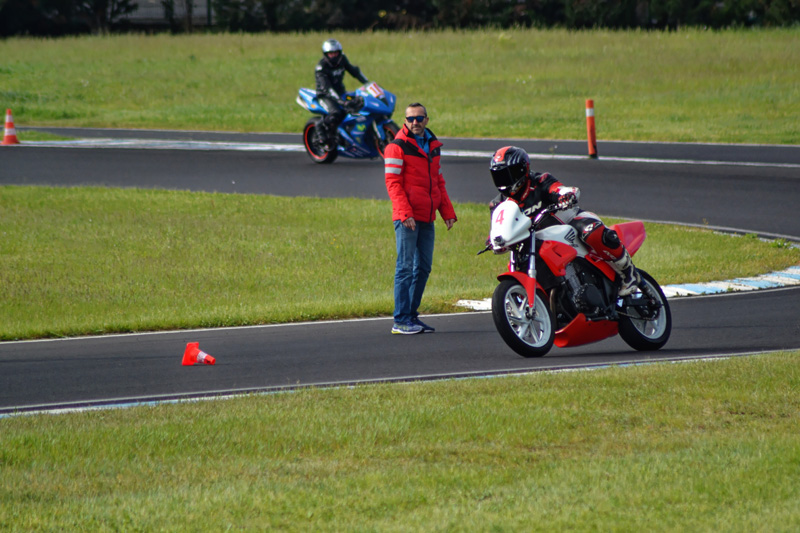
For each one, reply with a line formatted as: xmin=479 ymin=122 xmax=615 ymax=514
xmin=296 ymin=82 xmax=400 ymax=164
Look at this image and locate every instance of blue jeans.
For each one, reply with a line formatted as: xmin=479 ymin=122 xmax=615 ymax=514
xmin=393 ymin=220 xmax=435 ymax=324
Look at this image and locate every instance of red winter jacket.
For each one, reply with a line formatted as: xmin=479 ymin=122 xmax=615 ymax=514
xmin=384 ymin=125 xmax=457 ymax=224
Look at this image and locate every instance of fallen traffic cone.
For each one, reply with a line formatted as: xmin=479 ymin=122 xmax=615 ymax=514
xmin=2 ymin=109 xmax=20 ymax=145
xmin=182 ymin=342 xmax=216 ymax=366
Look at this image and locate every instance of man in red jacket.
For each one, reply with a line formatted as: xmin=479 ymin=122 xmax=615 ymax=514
xmin=385 ymin=103 xmax=458 ymax=335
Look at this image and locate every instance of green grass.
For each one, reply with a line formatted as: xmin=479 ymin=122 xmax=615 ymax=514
xmin=1 ymin=28 xmax=799 ymax=143
xmin=2 ymin=185 xmax=798 ymax=341
xmin=2 ymin=352 xmax=800 ymax=530
xmin=8 ymin=130 xmax=70 ymax=141
xmin=2 ymin=30 xmax=799 ymax=529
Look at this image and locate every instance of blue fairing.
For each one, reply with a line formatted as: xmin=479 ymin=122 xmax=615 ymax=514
xmin=296 ymin=82 xmax=397 ymax=159
xmin=354 ymin=85 xmax=396 ymax=116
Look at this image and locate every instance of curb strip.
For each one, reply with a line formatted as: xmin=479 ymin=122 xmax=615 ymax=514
xmin=456 ymin=266 xmax=800 ymax=311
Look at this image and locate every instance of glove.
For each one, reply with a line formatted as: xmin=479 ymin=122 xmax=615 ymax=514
xmin=344 ymin=96 xmax=364 ymax=114
xmin=556 ymin=192 xmax=577 ymax=210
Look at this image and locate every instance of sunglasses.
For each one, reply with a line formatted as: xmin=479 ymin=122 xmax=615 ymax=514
xmin=405 ymin=115 xmax=427 ymax=123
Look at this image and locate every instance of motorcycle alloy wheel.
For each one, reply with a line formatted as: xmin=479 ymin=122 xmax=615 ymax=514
xmin=618 ymin=269 xmax=672 ymax=351
xmin=492 ymin=279 xmax=556 ymax=358
xmin=303 ymin=119 xmax=338 ymax=164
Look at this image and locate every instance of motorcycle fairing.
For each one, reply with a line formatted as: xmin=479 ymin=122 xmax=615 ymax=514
xmin=490 ymin=200 xmax=532 ymax=250
xmin=538 ymin=240 xmax=577 ymax=276
xmin=611 ymin=221 xmax=646 ymax=256
xmin=537 ymin=224 xmax=617 ymax=280
xmin=554 ymin=313 xmax=619 ymax=347
xmin=296 ymin=88 xmax=324 ymax=113
xmin=355 ymin=82 xmax=396 ymax=116
xmin=556 ymin=221 xmax=643 ymax=286
xmin=538 ymin=220 xmax=645 ymax=282
xmin=584 ymin=255 xmax=617 ymax=281
xmin=338 ymin=115 xmax=375 ymax=158
xmin=298 ymin=83 xmax=396 ymax=119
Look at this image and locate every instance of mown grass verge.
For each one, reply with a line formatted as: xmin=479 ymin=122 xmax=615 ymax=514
xmin=2 ymin=352 xmax=799 ymax=530
xmin=1 ymin=28 xmax=798 ymax=144
xmin=2 ymin=28 xmax=798 ymax=529
xmin=2 ymin=185 xmax=798 ymax=341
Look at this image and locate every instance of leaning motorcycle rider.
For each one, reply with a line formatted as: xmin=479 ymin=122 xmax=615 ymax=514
xmin=488 ymin=146 xmax=641 ymax=296
xmin=314 ymin=38 xmax=369 ymax=150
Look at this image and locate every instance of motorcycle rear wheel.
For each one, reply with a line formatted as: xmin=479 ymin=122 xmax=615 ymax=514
xmin=618 ymin=269 xmax=671 ymax=351
xmin=374 ymin=121 xmax=400 ymax=159
xmin=492 ymin=279 xmax=555 ymax=358
xmin=303 ymin=119 xmax=338 ymax=164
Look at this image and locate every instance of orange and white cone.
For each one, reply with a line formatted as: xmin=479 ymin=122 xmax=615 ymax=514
xmin=182 ymin=342 xmax=216 ymax=366
xmin=2 ymin=109 xmax=20 ymax=145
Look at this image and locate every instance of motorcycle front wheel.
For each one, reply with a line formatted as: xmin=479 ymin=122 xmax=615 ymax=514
xmin=618 ymin=269 xmax=672 ymax=351
xmin=303 ymin=119 xmax=338 ymax=164
xmin=492 ymin=279 xmax=555 ymax=358
xmin=374 ymin=121 xmax=400 ymax=159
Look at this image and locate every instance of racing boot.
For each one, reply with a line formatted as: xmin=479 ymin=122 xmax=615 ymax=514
xmin=611 ymin=248 xmax=641 ymax=296
xmin=314 ymin=123 xmax=331 ymax=151
xmin=323 ymin=131 xmax=338 ymax=152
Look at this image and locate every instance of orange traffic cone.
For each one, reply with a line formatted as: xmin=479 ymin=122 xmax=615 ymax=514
xmin=2 ymin=109 xmax=20 ymax=145
xmin=182 ymin=342 xmax=216 ymax=366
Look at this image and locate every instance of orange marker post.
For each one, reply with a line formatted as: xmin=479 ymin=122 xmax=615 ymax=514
xmin=585 ymin=99 xmax=597 ymax=159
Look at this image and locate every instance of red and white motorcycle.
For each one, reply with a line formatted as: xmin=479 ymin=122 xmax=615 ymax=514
xmin=480 ymin=200 xmax=671 ymax=358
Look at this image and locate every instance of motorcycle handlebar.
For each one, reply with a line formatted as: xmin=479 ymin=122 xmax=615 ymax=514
xmin=532 ymin=204 xmax=559 ymax=225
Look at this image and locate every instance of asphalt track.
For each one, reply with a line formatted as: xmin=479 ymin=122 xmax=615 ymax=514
xmin=2 ymin=129 xmax=799 ymax=415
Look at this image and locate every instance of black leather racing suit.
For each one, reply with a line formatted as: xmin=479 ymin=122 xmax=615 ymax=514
xmin=314 ymin=54 xmax=368 ymax=142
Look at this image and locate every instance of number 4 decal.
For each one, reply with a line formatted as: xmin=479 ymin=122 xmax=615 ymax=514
xmin=494 ymin=209 xmax=505 ymax=225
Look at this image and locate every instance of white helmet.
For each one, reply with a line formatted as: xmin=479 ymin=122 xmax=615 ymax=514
xmin=322 ymin=39 xmax=343 ymax=54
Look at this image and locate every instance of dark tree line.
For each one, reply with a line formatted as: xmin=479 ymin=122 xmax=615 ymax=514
xmin=2 ymin=0 xmax=799 ymax=36
xmin=212 ymin=0 xmax=799 ymax=32
xmin=1 ymin=0 xmax=137 ymax=35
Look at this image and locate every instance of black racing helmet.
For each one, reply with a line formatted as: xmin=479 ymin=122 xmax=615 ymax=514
xmin=490 ymin=146 xmax=530 ymax=197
